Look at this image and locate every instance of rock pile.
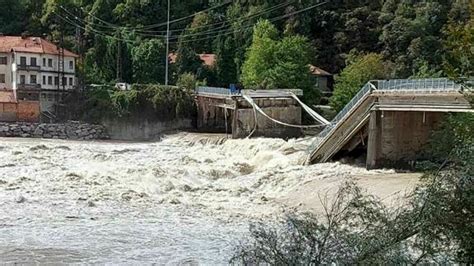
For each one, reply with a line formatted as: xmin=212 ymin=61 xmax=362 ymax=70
xmin=0 ymin=121 xmax=109 ymax=140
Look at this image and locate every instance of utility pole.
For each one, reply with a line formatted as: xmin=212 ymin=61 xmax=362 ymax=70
xmin=165 ymin=0 xmax=170 ymax=86
xmin=116 ymin=30 xmax=122 ymax=82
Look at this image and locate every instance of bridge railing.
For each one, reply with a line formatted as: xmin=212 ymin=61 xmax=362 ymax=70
xmin=376 ymin=78 xmax=462 ymax=92
xmin=308 ymin=82 xmax=373 ymax=151
xmin=196 ymin=86 xmax=234 ymax=95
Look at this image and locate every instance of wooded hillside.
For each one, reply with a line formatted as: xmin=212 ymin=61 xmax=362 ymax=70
xmin=1 ymin=0 xmax=472 ymax=86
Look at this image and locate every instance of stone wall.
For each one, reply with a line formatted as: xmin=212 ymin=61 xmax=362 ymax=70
xmin=0 ymin=121 xmax=109 ymax=140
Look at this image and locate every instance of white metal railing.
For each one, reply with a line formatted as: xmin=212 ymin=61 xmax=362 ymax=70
xmin=196 ymin=86 xmax=234 ymax=95
xmin=308 ymin=82 xmax=373 ymax=151
xmin=376 ymin=78 xmax=462 ymax=92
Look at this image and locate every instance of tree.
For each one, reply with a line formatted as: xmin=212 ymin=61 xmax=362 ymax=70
xmin=241 ymin=20 xmax=279 ymax=89
xmin=0 ymin=0 xmax=26 ymax=34
xmin=175 ymin=43 xmax=203 ymax=77
xmin=131 ymin=38 xmax=166 ymax=84
xmin=442 ymin=1 xmax=474 ymax=79
xmin=241 ymin=20 xmax=313 ymax=91
xmin=379 ymin=1 xmax=451 ymax=77
xmin=215 ymin=35 xmax=238 ymax=87
xmin=330 ymin=53 xmax=390 ymax=112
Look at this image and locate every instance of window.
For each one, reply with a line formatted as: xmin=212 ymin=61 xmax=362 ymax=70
xmin=20 ymin=75 xmax=25 ymax=84
xmin=62 ymin=77 xmax=67 ymax=86
xmin=69 ymin=77 xmax=73 ymax=86
xmin=0 ymin=57 xmax=6 ymax=65
xmin=54 ymin=77 xmax=59 ymax=85
xmin=69 ymin=60 xmax=74 ymax=70
xmin=30 ymin=57 xmax=36 ymax=66
xmin=20 ymin=56 xmax=26 ymax=66
xmin=48 ymin=59 xmax=53 ymax=67
xmin=43 ymin=58 xmax=46 ymax=67
xmin=42 ymin=76 xmax=46 ymax=85
xmin=48 ymin=76 xmax=52 ymax=85
xmin=30 ymin=75 xmax=37 ymax=84
xmin=0 ymin=74 xmax=5 ymax=83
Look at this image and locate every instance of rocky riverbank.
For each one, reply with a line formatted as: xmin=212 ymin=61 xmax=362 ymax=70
xmin=0 ymin=121 xmax=109 ymax=140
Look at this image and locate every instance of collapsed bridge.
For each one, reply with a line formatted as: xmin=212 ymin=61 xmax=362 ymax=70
xmin=195 ymin=78 xmax=472 ymax=169
xmin=306 ymin=78 xmax=473 ymax=168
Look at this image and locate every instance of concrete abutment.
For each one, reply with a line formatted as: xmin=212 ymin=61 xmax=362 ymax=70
xmin=366 ymin=110 xmax=445 ymax=169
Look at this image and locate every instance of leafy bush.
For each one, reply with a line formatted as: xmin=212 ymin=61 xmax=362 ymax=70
xmin=176 ymin=73 xmax=197 ymax=92
xmin=329 ymin=53 xmax=391 ymax=112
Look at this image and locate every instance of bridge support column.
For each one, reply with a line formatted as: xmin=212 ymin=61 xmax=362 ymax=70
xmin=366 ymin=110 xmax=445 ymax=169
xmin=366 ymin=111 xmax=382 ymax=169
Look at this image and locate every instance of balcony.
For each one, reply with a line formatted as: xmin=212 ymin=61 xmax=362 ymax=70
xmin=18 ymin=83 xmax=41 ymax=90
xmin=17 ymin=64 xmax=41 ymax=71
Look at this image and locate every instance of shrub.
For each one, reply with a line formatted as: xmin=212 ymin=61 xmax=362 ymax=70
xmin=330 ymin=53 xmax=391 ymax=112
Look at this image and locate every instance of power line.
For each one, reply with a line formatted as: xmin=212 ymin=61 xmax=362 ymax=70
xmin=68 ymin=1 xmax=232 ymax=33
xmin=57 ymin=1 xmax=328 ymax=46
xmin=60 ymin=2 xmax=291 ymax=36
xmin=169 ymin=1 xmax=329 ymax=44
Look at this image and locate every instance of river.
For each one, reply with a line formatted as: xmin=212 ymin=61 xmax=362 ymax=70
xmin=0 ymin=133 xmax=418 ymax=264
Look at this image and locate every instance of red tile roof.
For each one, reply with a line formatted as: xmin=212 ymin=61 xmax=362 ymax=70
xmin=169 ymin=53 xmax=216 ymax=67
xmin=199 ymin=54 xmax=216 ymax=67
xmin=0 ymin=36 xmax=79 ymax=57
xmin=309 ymin=65 xmax=331 ymax=76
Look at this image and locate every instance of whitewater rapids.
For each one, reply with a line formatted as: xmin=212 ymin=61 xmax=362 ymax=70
xmin=0 ymin=133 xmax=419 ymax=264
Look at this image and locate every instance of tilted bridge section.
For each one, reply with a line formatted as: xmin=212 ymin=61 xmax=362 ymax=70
xmin=306 ymin=78 xmax=473 ymax=168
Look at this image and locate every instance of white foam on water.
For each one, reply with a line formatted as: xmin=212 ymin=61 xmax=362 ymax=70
xmin=0 ymin=133 xmax=404 ymax=263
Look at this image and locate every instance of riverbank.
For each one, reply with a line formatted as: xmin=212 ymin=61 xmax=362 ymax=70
xmin=0 ymin=133 xmax=420 ymax=263
xmin=0 ymin=121 xmax=108 ymax=140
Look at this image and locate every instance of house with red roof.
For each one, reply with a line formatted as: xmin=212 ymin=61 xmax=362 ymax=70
xmin=168 ymin=53 xmax=216 ymax=67
xmin=0 ymin=35 xmax=79 ymax=120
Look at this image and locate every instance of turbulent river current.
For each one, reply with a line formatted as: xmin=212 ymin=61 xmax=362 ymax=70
xmin=0 ymin=133 xmax=416 ymax=264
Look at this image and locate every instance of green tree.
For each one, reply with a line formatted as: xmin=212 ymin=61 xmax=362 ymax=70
xmin=380 ymin=1 xmax=451 ymax=77
xmin=175 ymin=39 xmax=203 ymax=77
xmin=330 ymin=53 xmax=390 ymax=112
xmin=442 ymin=1 xmax=474 ymax=79
xmin=215 ymin=35 xmax=238 ymax=87
xmin=0 ymin=0 xmax=26 ymax=34
xmin=131 ymin=38 xmax=166 ymax=84
xmin=241 ymin=20 xmax=279 ymax=89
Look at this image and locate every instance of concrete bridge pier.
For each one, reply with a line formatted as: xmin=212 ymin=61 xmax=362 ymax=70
xmin=366 ymin=110 xmax=445 ymax=169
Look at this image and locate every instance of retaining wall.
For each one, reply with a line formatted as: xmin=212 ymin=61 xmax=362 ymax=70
xmin=101 ymin=118 xmax=193 ymax=140
xmin=0 ymin=121 xmax=109 ymax=140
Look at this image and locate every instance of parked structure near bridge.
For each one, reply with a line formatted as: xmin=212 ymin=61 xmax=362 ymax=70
xmin=306 ymin=78 xmax=473 ymax=169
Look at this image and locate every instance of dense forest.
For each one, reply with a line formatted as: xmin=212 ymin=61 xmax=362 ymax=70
xmin=1 ymin=0 xmax=472 ymax=90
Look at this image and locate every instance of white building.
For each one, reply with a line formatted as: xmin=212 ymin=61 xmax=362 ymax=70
xmin=0 ymin=36 xmax=79 ymax=113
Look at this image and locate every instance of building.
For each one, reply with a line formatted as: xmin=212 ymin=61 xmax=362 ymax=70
xmin=169 ymin=53 xmax=216 ymax=67
xmin=309 ymin=65 xmax=333 ymax=93
xmin=0 ymin=35 xmax=79 ymax=119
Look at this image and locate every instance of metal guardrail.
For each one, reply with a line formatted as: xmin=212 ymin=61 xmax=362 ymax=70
xmin=196 ymin=86 xmax=233 ymax=95
xmin=376 ymin=78 xmax=463 ymax=92
xmin=308 ymin=83 xmax=372 ymax=151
